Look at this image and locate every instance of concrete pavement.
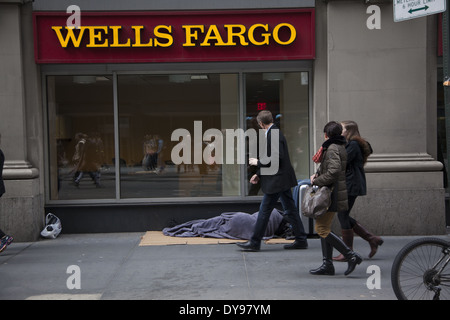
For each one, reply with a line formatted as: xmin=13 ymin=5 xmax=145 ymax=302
xmin=0 ymin=232 xmax=449 ymax=301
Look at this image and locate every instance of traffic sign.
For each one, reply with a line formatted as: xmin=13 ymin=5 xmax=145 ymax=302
xmin=394 ymin=0 xmax=446 ymax=22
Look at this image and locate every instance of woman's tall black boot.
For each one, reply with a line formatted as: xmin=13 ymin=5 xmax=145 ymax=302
xmin=325 ymin=232 xmax=362 ymax=276
xmin=309 ymin=237 xmax=335 ymax=275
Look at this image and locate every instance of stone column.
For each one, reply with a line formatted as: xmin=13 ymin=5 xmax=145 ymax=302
xmin=0 ymin=1 xmax=43 ymax=241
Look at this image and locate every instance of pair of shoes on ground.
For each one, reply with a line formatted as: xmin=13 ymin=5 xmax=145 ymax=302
xmin=236 ymin=239 xmax=308 ymax=252
xmin=0 ymin=235 xmax=14 ymax=253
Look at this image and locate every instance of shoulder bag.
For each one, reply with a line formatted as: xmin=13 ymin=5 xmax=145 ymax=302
xmin=301 ymin=185 xmax=331 ymax=219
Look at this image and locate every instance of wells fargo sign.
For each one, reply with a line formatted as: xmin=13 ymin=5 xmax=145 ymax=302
xmin=33 ymin=9 xmax=315 ymax=63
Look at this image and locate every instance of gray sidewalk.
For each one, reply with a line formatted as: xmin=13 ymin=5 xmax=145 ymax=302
xmin=0 ymin=232 xmax=449 ymax=300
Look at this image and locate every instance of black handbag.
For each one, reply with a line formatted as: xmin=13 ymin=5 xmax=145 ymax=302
xmin=301 ymin=185 xmax=331 ymax=219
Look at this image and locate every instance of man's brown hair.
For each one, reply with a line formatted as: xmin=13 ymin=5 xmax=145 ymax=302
xmin=256 ymin=110 xmax=273 ymax=125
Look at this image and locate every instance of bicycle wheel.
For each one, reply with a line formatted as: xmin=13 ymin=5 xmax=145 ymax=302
xmin=391 ymin=237 xmax=450 ymax=300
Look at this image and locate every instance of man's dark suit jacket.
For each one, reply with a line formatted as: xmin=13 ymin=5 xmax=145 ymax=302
xmin=256 ymin=125 xmax=297 ymax=195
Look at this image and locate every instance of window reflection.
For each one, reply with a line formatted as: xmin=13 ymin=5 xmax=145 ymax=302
xmin=117 ymin=74 xmax=240 ymax=198
xmin=47 ymin=75 xmax=115 ymax=200
xmin=46 ymin=71 xmax=310 ymax=201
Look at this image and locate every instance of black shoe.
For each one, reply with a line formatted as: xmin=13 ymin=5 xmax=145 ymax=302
xmin=344 ymin=252 xmax=363 ymax=276
xmin=284 ymin=239 xmax=308 ymax=250
xmin=236 ymin=241 xmax=260 ymax=252
xmin=309 ymin=261 xmax=335 ymax=275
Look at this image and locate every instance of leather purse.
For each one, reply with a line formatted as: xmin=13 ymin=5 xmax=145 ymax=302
xmin=301 ymin=185 xmax=331 ymax=219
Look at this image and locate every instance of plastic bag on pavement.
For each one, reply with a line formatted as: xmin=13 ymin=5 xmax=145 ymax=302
xmin=40 ymin=213 xmax=62 ymax=239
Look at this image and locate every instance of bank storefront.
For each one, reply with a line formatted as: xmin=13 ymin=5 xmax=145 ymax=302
xmin=0 ymin=0 xmax=447 ymax=240
xmin=33 ymin=7 xmax=315 ymax=233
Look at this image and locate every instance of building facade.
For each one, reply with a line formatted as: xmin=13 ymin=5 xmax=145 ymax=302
xmin=0 ymin=0 xmax=447 ymax=241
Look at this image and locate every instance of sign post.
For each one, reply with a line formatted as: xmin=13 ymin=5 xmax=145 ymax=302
xmin=443 ymin=0 xmax=450 ymax=190
xmin=394 ymin=0 xmax=446 ymax=22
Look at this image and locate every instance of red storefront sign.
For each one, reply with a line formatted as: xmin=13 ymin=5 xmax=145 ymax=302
xmin=33 ymin=9 xmax=315 ymax=64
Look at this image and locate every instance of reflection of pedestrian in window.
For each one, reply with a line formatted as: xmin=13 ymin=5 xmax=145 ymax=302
xmin=73 ymin=135 xmax=101 ymax=188
xmin=155 ymin=134 xmax=165 ymax=174
xmin=72 ymin=132 xmax=86 ymax=182
xmin=142 ymin=134 xmax=157 ymax=171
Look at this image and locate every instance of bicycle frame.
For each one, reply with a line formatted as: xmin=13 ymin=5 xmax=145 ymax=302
xmin=427 ymin=246 xmax=450 ymax=300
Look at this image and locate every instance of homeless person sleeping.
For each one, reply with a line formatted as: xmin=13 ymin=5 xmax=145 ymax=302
xmin=162 ymin=209 xmax=292 ymax=241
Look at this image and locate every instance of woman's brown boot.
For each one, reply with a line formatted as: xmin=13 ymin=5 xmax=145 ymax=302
xmin=352 ymin=221 xmax=383 ymax=258
xmin=332 ymin=229 xmax=353 ymax=262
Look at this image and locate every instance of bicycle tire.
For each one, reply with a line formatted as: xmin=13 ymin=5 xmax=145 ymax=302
xmin=391 ymin=237 xmax=450 ymax=300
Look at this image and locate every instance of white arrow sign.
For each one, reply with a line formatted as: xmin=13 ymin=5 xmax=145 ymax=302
xmin=394 ymin=0 xmax=446 ymax=22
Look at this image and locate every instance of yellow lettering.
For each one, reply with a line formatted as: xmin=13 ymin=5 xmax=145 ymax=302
xmin=131 ymin=26 xmax=153 ymax=47
xmin=272 ymin=23 xmax=296 ymax=46
xmin=50 ymin=22 xmax=297 ymax=50
xmin=51 ymin=26 xmax=86 ymax=48
xmin=201 ymin=25 xmax=226 ymax=47
xmin=223 ymin=24 xmax=248 ymax=46
xmin=86 ymin=26 xmax=109 ymax=47
xmin=109 ymin=26 xmax=131 ymax=47
xmin=248 ymin=24 xmax=270 ymax=46
xmin=182 ymin=25 xmax=204 ymax=47
xmin=154 ymin=25 xmax=173 ymax=47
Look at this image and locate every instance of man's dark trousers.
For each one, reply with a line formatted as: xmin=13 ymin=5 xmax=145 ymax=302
xmin=251 ymin=188 xmax=307 ymax=245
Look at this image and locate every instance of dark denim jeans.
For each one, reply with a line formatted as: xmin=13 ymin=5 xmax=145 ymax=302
xmin=251 ymin=188 xmax=307 ymax=245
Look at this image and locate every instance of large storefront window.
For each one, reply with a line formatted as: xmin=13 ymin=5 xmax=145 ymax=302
xmin=46 ymin=71 xmax=310 ymax=202
xmin=117 ymin=74 xmax=240 ymax=198
xmin=47 ymin=75 xmax=115 ymax=200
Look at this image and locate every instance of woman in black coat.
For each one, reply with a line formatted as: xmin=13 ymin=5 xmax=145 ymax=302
xmin=333 ymin=121 xmax=383 ymax=261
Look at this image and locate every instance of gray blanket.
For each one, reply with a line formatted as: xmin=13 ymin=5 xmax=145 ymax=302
xmin=162 ymin=209 xmax=284 ymax=240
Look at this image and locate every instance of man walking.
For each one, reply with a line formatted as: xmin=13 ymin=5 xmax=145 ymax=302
xmin=237 ymin=110 xmax=308 ymax=251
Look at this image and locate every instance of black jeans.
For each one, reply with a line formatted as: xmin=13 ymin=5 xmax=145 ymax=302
xmin=337 ymin=195 xmax=358 ymax=229
xmin=251 ymin=188 xmax=307 ymax=245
